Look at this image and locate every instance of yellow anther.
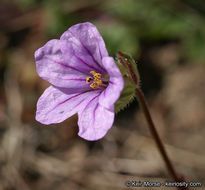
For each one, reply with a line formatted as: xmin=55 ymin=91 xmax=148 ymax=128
xmin=90 ymin=71 xmax=101 ymax=79
xmin=90 ymin=82 xmax=98 ymax=89
xmin=86 ymin=76 xmax=93 ymax=84
xmin=94 ymin=78 xmax=102 ymax=86
xmin=88 ymin=71 xmax=103 ymax=90
xmin=90 ymin=71 xmax=96 ymax=75
xmin=94 ymin=73 xmax=101 ymax=79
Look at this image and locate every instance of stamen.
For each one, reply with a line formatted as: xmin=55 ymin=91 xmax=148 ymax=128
xmin=90 ymin=82 xmax=99 ymax=89
xmin=87 ymin=71 xmax=103 ymax=89
xmin=94 ymin=78 xmax=102 ymax=86
xmin=86 ymin=76 xmax=93 ymax=84
xmin=90 ymin=71 xmax=96 ymax=75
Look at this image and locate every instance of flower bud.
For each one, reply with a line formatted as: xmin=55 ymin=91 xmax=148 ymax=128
xmin=114 ymin=51 xmax=140 ymax=113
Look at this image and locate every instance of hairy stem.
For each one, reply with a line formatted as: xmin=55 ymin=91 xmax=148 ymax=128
xmin=135 ymin=89 xmax=188 ymax=189
xmin=135 ymin=88 xmax=178 ymax=180
xmin=126 ymin=59 xmax=188 ymax=189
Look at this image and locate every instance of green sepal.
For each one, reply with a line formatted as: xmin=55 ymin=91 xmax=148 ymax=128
xmin=115 ymin=76 xmax=136 ymax=113
xmin=114 ymin=51 xmax=140 ymax=113
xmin=116 ymin=51 xmax=140 ymax=87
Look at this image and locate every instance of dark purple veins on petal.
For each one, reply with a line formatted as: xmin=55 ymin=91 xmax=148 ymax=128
xmin=79 ymin=94 xmax=100 ymax=138
xmin=46 ymin=90 xmax=94 ymax=115
xmin=73 ymin=54 xmax=103 ymax=73
xmin=68 ymin=30 xmax=106 ymax=73
xmin=44 ymin=55 xmax=87 ymax=74
xmin=53 ymin=61 xmax=85 ymax=74
xmin=80 ymin=93 xmax=100 ymax=116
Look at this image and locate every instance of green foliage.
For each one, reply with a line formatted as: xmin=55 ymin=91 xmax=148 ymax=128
xmin=97 ymin=23 xmax=139 ymax=57
xmin=16 ymin=0 xmax=39 ymax=9
xmin=104 ymin=0 xmax=205 ymax=61
xmin=14 ymin=0 xmax=205 ymax=62
xmin=43 ymin=0 xmax=79 ymax=38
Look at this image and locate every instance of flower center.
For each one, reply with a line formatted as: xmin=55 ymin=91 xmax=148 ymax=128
xmin=86 ymin=71 xmax=103 ymax=90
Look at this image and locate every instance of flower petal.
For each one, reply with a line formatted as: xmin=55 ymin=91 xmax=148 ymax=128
xmin=36 ymin=85 xmax=100 ymax=124
xmin=99 ymin=57 xmax=124 ymax=110
xmin=60 ymin=22 xmax=108 ymax=74
xmin=35 ymin=39 xmax=90 ymax=89
xmin=78 ymin=95 xmax=114 ymax=141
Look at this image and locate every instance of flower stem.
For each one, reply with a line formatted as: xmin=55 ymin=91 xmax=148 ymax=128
xmin=135 ymin=88 xmax=177 ymax=180
xmin=135 ymin=89 xmax=188 ymax=190
xmin=125 ymin=59 xmax=188 ymax=189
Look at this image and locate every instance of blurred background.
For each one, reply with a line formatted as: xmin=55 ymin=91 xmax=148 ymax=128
xmin=0 ymin=0 xmax=205 ymax=189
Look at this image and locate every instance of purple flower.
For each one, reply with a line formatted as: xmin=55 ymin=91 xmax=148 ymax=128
xmin=34 ymin=22 xmax=124 ymax=141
